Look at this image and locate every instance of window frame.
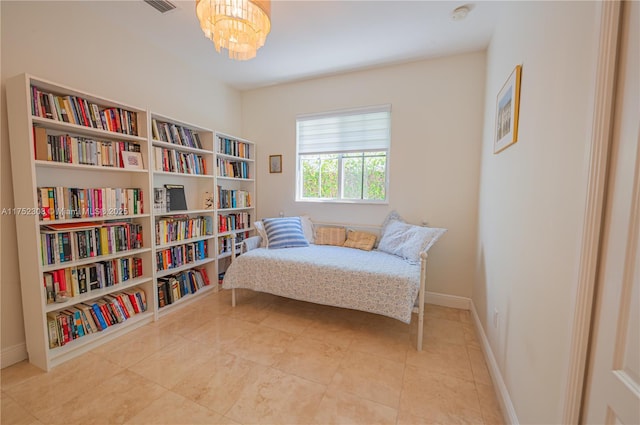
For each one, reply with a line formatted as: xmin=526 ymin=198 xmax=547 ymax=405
xmin=295 ymin=105 xmax=391 ymax=204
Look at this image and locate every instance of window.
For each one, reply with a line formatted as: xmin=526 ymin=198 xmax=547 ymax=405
xmin=296 ymin=105 xmax=390 ymax=203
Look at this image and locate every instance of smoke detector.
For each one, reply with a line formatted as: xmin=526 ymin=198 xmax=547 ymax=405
xmin=451 ymin=5 xmax=472 ymax=21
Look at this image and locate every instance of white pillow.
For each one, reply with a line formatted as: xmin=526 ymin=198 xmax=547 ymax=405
xmin=254 ymin=220 xmax=268 ymax=247
xmin=377 ymin=212 xmax=446 ymax=264
xmin=300 ymin=214 xmax=315 ymax=244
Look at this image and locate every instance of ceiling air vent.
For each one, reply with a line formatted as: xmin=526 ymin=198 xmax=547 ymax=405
xmin=144 ymin=0 xmax=177 ymax=14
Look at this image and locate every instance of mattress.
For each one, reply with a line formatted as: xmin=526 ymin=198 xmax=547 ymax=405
xmin=222 ymin=244 xmax=421 ymax=323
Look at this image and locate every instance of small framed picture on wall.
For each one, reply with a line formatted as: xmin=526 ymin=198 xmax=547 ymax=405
xmin=269 ymin=154 xmax=282 ymax=173
xmin=494 ymin=65 xmax=522 ymax=154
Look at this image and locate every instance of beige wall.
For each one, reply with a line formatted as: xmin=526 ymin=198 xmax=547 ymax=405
xmin=0 ymin=1 xmax=242 ymax=365
xmin=474 ymin=1 xmax=598 ymax=423
xmin=241 ymin=52 xmax=486 ymax=299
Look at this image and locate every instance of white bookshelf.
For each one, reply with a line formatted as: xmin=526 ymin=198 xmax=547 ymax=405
xmin=6 ymin=73 xmax=155 ymax=371
xmin=6 ymin=74 xmax=259 ymax=371
xmin=214 ymin=131 xmax=256 ymax=284
xmin=150 ymin=113 xmax=217 ymax=315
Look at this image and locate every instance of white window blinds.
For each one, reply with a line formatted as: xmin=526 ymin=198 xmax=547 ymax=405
xmin=297 ymin=105 xmax=391 ymax=154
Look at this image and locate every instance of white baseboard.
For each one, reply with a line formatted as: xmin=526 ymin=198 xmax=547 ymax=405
xmin=425 ymin=291 xmax=471 ymax=310
xmin=470 ymin=302 xmax=519 ymax=424
xmin=1 ymin=343 xmax=28 ymax=369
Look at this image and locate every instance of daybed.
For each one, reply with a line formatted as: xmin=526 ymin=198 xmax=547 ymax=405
xmin=222 ymin=215 xmax=445 ymax=351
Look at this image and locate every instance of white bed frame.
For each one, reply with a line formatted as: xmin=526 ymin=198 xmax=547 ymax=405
xmin=228 ymin=221 xmax=428 ymax=351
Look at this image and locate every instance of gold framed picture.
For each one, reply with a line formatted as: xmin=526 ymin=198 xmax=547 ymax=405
xmin=494 ymin=65 xmax=522 ymax=154
xmin=269 ymin=154 xmax=282 ymax=173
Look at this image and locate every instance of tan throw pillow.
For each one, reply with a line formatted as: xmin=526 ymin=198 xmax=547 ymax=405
xmin=315 ymin=227 xmax=346 ymax=246
xmin=343 ymin=230 xmax=377 ymax=251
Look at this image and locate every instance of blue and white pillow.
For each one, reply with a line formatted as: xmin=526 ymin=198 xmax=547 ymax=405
xmin=262 ymin=217 xmax=309 ymax=249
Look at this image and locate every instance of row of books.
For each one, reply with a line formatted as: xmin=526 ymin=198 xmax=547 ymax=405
xmin=155 ymin=215 xmax=213 ymax=246
xmin=217 ymin=158 xmax=250 ymax=179
xmin=217 ymin=136 xmax=251 ymax=159
xmin=37 ymin=186 xmax=144 ymax=221
xmin=31 ymin=86 xmax=138 ymax=136
xmin=156 ymin=240 xmax=208 ymax=271
xmin=44 ymin=257 xmax=143 ymax=304
xmin=41 ymin=221 xmax=143 ymax=266
xmin=151 ymin=119 xmax=202 ymax=149
xmin=217 ymin=232 xmax=250 ymax=255
xmin=218 ymin=212 xmax=251 ymax=233
xmin=47 ymin=289 xmax=147 ymax=348
xmin=34 ymin=127 xmax=141 ymax=167
xmin=153 ymin=147 xmax=207 ymax=175
xmin=217 ymin=187 xmax=251 ymax=209
xmin=157 ymin=268 xmax=211 ymax=308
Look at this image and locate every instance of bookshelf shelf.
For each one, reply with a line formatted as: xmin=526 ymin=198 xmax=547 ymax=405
xmin=217 ymin=251 xmax=235 ymax=260
xmin=216 ymin=176 xmax=255 ymax=182
xmin=44 ymin=276 xmax=153 ymax=313
xmin=217 ymin=207 xmax=255 ymax=213
xmin=35 ymin=160 xmax=148 ymax=173
xmin=156 ymin=235 xmax=214 ymax=249
xmin=157 ymin=284 xmax=216 ymax=317
xmin=155 ymin=258 xmax=215 ymax=278
xmin=41 ymin=247 xmax=151 ymax=272
xmin=152 ymin=170 xmax=214 ymax=179
xmin=39 ymin=214 xmax=150 ymax=225
xmin=32 ymin=116 xmax=147 ymax=143
xmin=216 ymin=152 xmax=255 ymax=162
xmin=154 ymin=209 xmax=214 ymax=217
xmin=48 ymin=310 xmax=154 ymax=363
xmin=151 ymin=139 xmax=211 ymax=155
xmin=217 ymin=227 xmax=254 ymax=237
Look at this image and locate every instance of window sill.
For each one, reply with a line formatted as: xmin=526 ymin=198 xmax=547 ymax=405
xmin=295 ymin=198 xmax=389 ymax=206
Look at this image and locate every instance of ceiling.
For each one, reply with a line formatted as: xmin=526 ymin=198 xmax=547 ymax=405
xmin=83 ymin=0 xmax=499 ymax=91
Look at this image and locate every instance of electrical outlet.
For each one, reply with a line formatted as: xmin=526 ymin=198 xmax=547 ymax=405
xmin=493 ymin=308 xmax=499 ymax=329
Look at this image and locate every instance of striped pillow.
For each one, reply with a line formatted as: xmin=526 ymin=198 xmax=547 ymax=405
xmin=262 ymin=217 xmax=309 ymax=249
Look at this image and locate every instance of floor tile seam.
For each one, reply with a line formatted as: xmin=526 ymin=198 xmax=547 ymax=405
xmin=463 ymin=343 xmax=492 ymax=385
xmin=270 ymin=353 xmax=344 ymax=387
xmin=324 ymin=383 xmax=401 ymax=413
xmin=0 ymin=389 xmax=43 ymax=421
xmin=403 ymin=361 xmax=479 ymax=386
xmin=124 ymin=365 xmax=180 ymax=394
xmin=3 ymin=358 xmax=126 ymax=413
xmin=280 ymin=332 xmax=352 ymax=357
xmin=0 ymin=370 xmax=45 ymax=392
xmin=167 ymin=387 xmax=232 ymax=419
xmin=473 ymin=380 xmax=504 ymax=419
xmin=347 ymin=346 xmax=409 ymax=366
xmin=256 ymin=321 xmax=312 ymax=337
xmin=322 ymin=389 xmax=401 ymax=425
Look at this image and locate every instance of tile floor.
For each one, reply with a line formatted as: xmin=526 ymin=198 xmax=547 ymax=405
xmin=1 ymin=290 xmax=504 ymax=425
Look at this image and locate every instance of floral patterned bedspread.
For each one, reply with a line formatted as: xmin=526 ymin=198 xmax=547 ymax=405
xmin=222 ymin=245 xmax=420 ymax=323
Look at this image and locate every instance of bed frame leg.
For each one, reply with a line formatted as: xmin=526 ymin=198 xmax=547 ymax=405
xmin=417 ymin=253 xmax=428 ymax=351
xmin=231 ymin=288 xmax=236 ymax=307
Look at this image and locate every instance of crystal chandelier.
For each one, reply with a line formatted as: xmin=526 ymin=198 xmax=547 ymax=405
xmin=196 ymin=0 xmax=271 ymax=61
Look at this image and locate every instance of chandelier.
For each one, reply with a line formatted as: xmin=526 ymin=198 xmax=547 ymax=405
xmin=195 ymin=0 xmax=271 ymax=61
